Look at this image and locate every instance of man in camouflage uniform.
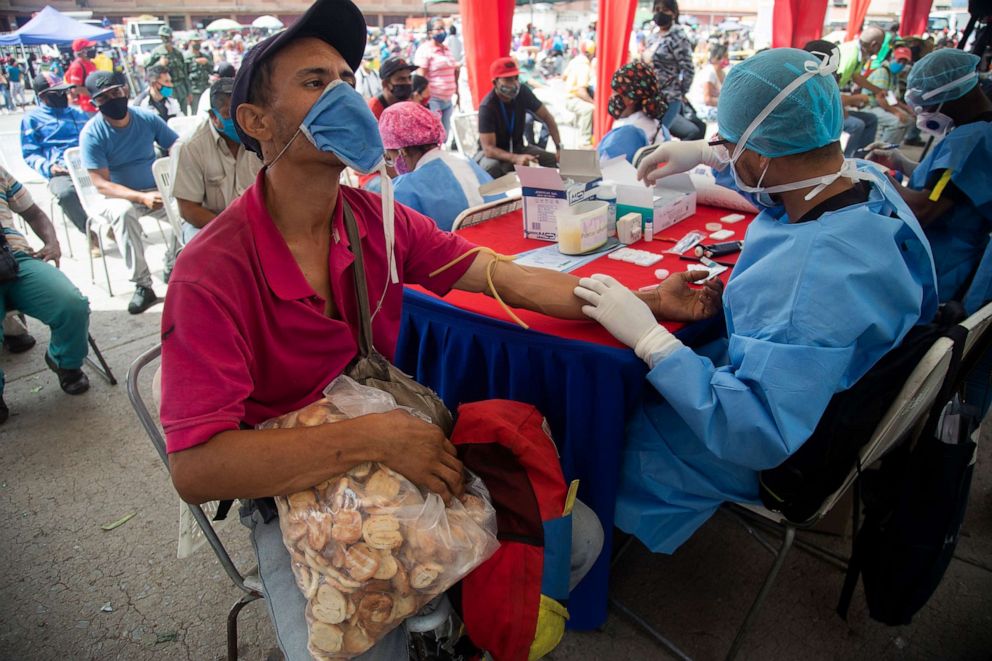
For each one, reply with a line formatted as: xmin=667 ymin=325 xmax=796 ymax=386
xmin=185 ymin=36 xmax=212 ymax=100
xmin=145 ymin=26 xmax=192 ymax=114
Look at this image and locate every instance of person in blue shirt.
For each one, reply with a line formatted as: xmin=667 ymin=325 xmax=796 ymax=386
xmin=576 ymin=48 xmax=938 ymax=553
xmin=20 ymin=74 xmax=94 ymax=251
xmin=867 ymin=49 xmax=992 ymax=312
xmin=5 ymin=58 xmax=25 ymax=108
xmin=378 ymin=101 xmax=502 ymax=232
xmin=79 ymin=71 xmax=179 ymax=314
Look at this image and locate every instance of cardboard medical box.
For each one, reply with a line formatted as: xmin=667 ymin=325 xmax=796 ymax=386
xmin=515 ymin=150 xmax=602 ymax=241
xmin=600 ymin=156 xmax=697 ymax=232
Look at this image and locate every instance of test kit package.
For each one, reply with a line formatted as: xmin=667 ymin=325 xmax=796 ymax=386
xmin=515 ymin=150 xmax=602 ymax=241
xmin=259 ymin=376 xmax=499 ymax=660
xmin=600 ymin=156 xmax=697 ymax=232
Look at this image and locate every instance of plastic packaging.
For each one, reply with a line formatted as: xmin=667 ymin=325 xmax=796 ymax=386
xmin=597 ymin=185 xmax=618 ymax=237
xmin=667 ymin=230 xmax=705 ymax=255
xmin=556 ymin=200 xmax=609 ymax=255
xmin=260 ymin=376 xmax=500 ymax=660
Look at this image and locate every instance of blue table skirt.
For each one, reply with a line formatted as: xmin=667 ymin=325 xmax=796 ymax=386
xmin=396 ymin=289 xmax=727 ymax=629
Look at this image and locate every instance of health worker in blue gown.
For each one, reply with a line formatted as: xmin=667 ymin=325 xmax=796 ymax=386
xmin=866 ymin=49 xmax=992 ymax=313
xmin=378 ymin=101 xmax=503 ymax=232
xmin=574 ymin=48 xmax=939 ymax=554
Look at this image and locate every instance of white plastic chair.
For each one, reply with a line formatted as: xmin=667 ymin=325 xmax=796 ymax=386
xmin=167 ymin=115 xmax=204 ymax=140
xmin=960 ymin=301 xmax=992 ymax=361
xmin=450 ymin=194 xmax=523 ymax=232
xmin=451 ymin=111 xmax=479 ymax=156
xmin=63 ymin=147 xmax=115 ymax=295
xmin=152 ymin=157 xmax=186 ymax=249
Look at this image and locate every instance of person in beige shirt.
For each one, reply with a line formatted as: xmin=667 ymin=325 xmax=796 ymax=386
xmin=563 ymin=42 xmax=596 ymax=145
xmin=173 ymin=78 xmax=262 ymax=243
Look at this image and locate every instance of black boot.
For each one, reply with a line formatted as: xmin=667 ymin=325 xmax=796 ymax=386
xmin=44 ymin=352 xmax=90 ymax=395
xmin=3 ymin=332 xmax=36 ymax=354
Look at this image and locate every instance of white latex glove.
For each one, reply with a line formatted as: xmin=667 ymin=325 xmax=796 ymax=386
xmin=865 ymin=142 xmax=918 ymax=177
xmin=636 ymin=139 xmax=727 ymax=185
xmin=574 ymin=274 xmax=684 ymax=367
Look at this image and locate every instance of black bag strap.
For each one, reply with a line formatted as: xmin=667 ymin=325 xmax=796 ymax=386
xmin=341 ymin=198 xmax=375 ymax=359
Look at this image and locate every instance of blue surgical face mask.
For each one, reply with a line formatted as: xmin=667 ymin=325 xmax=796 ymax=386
xmin=888 ymin=61 xmax=905 ymax=75
xmin=212 ymin=109 xmax=241 ymax=144
xmin=433 ymin=31 xmax=447 ymax=44
xmin=160 ymin=85 xmax=174 ymax=98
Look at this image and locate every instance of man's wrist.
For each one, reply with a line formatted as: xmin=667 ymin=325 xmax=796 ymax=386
xmin=635 ymin=289 xmax=661 ymax=318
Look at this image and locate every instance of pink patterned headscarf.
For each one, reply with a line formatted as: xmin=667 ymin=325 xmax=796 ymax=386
xmin=378 ymin=101 xmax=447 ymax=150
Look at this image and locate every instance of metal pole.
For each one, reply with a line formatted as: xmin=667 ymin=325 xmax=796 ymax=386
xmin=116 ymin=45 xmax=138 ymax=97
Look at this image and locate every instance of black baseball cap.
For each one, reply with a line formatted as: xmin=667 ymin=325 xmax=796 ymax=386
xmin=213 ymin=62 xmax=236 ymax=78
xmin=380 ymin=56 xmax=417 ymax=81
xmin=209 ymin=77 xmax=235 ymax=109
xmin=231 ymin=0 xmax=367 ymax=156
xmin=32 ymin=73 xmax=72 ymax=95
xmin=84 ymin=70 xmax=126 ymax=99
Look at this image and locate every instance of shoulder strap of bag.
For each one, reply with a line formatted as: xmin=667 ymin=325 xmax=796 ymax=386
xmin=342 ymin=198 xmax=374 ymax=359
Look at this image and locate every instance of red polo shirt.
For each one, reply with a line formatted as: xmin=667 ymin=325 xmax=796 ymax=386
xmin=160 ymin=171 xmax=475 ymax=454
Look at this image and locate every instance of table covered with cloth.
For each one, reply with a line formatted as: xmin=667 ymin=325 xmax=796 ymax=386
xmin=395 ymin=204 xmax=753 ymax=629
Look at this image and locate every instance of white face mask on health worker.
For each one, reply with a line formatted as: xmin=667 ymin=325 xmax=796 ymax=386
xmin=907 ymin=70 xmax=978 ymax=139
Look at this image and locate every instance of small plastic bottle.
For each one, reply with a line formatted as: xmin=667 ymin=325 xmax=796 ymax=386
xmin=597 ymin=185 xmax=618 ymax=237
xmin=644 ymin=219 xmax=654 ymax=242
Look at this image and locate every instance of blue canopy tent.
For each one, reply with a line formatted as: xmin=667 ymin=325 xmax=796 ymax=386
xmin=0 ymin=5 xmax=114 ymax=45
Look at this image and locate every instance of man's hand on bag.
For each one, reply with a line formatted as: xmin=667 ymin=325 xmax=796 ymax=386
xmin=372 ymin=410 xmax=465 ymax=504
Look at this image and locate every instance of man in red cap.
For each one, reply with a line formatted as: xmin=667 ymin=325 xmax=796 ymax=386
xmin=65 ymin=39 xmax=98 ymax=114
xmin=477 ymin=56 xmax=561 ymax=178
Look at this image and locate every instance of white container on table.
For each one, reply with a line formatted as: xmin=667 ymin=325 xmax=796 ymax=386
xmin=556 ymin=200 xmax=609 ymax=255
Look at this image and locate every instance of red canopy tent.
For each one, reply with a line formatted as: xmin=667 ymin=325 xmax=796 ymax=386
xmin=900 ymin=0 xmax=935 ymax=36
xmin=458 ymin=0 xmax=515 ymax=110
xmin=772 ymin=0 xmax=830 ymax=48
xmin=594 ymin=0 xmax=639 ymax=142
xmin=845 ymin=0 xmax=873 ymax=41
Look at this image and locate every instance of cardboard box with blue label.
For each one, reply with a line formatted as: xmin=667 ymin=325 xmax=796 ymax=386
xmin=515 ymin=150 xmax=603 ymax=241
xmin=600 ymin=156 xmax=697 ymax=231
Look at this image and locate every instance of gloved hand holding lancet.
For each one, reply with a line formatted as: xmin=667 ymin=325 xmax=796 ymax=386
xmin=635 ymin=139 xmax=727 ymax=185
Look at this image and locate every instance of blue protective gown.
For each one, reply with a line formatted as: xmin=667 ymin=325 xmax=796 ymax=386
xmin=616 ymin=163 xmax=939 ymax=553
xmin=597 ymin=120 xmax=672 ymax=165
xmin=392 ymin=149 xmax=504 ymax=232
xmin=908 ymin=120 xmax=992 ymax=311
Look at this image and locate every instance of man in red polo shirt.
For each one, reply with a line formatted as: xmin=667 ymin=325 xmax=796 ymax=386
xmin=159 ymin=1 xmax=719 ymax=657
xmin=64 ymin=39 xmax=98 ymax=114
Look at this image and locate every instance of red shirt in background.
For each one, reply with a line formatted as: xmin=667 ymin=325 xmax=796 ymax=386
xmin=65 ymin=57 xmax=96 ymax=113
xmin=160 ymin=171 xmax=475 ymax=454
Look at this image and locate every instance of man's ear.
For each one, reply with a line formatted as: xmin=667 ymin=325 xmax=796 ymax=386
xmin=236 ymin=102 xmax=271 ymax=146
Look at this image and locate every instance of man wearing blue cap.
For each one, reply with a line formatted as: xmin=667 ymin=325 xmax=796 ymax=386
xmin=577 ymin=47 xmax=939 ymax=553
xmin=867 ymin=48 xmax=992 ymax=312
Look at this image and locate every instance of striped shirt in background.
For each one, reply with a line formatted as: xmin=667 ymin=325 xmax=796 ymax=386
xmin=414 ymin=41 xmax=458 ymax=102
xmin=0 ymin=166 xmax=33 ymax=253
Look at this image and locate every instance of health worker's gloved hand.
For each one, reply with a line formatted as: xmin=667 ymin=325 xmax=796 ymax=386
xmin=865 ymin=142 xmax=919 ymax=177
xmin=636 ymin=139 xmax=726 ymax=185
xmin=574 ymin=274 xmax=684 ymax=367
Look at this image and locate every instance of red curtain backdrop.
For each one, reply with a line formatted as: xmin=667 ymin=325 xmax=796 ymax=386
xmin=772 ymin=0 xmax=830 ymax=48
xmin=594 ymin=0 xmax=639 ymax=142
xmin=900 ymin=0 xmax=934 ymax=36
xmin=458 ymin=0 xmax=515 ymax=110
xmin=845 ymin=0 xmax=872 ymax=41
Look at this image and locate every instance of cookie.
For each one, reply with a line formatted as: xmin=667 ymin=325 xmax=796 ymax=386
xmin=283 ymin=520 xmax=307 ymax=543
xmin=305 ymin=513 xmax=331 ymax=551
xmin=294 ymin=565 xmax=320 ymax=600
xmin=343 ymin=624 xmax=374 ymax=655
xmin=373 ymin=551 xmax=398 ymax=580
xmin=349 ymin=462 xmax=373 ymax=480
xmin=365 ymin=470 xmax=402 ymax=503
xmin=391 ymin=592 xmax=419 ymax=620
xmin=363 ymin=514 xmax=403 ymax=550
xmin=356 ymin=592 xmax=394 ymax=628
xmin=331 ymin=509 xmax=363 ymax=545
xmin=287 ymin=489 xmax=318 ymax=512
xmin=391 ymin=562 xmax=410 ymax=595
xmin=296 ymin=403 xmax=331 ymax=427
xmin=308 ymin=621 xmax=344 ymax=654
xmin=410 ymin=562 xmax=443 ymax=590
xmin=329 ymin=477 xmax=360 ymax=511
xmin=344 ymin=543 xmax=380 ymax=582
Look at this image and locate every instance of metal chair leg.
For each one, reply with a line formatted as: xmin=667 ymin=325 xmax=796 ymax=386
xmin=609 ymin=595 xmax=693 ymax=661
xmin=85 ymin=334 xmax=117 ymax=385
xmin=226 ymin=592 xmax=262 ymax=661
xmin=725 ymin=526 xmax=796 ymax=661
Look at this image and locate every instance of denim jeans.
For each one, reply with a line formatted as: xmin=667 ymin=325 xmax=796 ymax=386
xmin=429 ymin=96 xmax=454 ymax=141
xmin=661 ymin=98 xmax=683 ymax=129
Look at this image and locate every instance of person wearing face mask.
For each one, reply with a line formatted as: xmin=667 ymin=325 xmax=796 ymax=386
xmin=137 ymin=66 xmax=184 ymax=123
xmin=196 ymin=61 xmax=236 ymax=116
xmin=20 ymin=74 xmax=94 ymax=250
xmin=367 ymin=55 xmax=417 ymax=119
xmin=647 ymin=0 xmax=694 ymax=130
xmin=379 ymin=101 xmax=501 ymax=231
xmin=836 ymin=26 xmax=888 ymax=97
xmin=867 ymin=49 xmax=992 ymax=311
xmin=597 ymin=60 xmax=671 ymax=164
xmin=65 ymin=39 xmax=98 ymax=115
xmin=146 ymin=26 xmax=193 ymax=115
xmin=155 ymin=3 xmax=729 ymax=655
xmin=173 ymin=77 xmax=261 ymax=243
xmin=355 ymin=48 xmax=382 ymax=99
xmin=477 ymin=56 xmax=560 ymax=178
xmin=579 ymin=47 xmax=937 ymax=554
xmin=413 ymin=17 xmax=461 ymax=139
xmin=861 ymin=46 xmax=914 ymax=144
xmin=79 ymin=71 xmax=180 ymax=314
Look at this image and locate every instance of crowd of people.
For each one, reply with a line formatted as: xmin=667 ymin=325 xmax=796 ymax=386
xmin=1 ymin=0 xmax=989 ymax=657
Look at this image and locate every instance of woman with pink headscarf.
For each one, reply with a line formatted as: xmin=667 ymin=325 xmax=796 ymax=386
xmin=378 ymin=101 xmax=503 ymax=232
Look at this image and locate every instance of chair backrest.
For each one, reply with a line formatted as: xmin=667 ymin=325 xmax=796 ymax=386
xmin=63 ymin=146 xmax=107 ymax=219
xmin=451 ymin=111 xmax=480 ymax=156
xmin=167 ymin=114 xmax=204 ymax=139
xmin=818 ymin=336 xmax=955 ymax=516
xmin=126 ymin=344 xmax=251 ymax=589
xmin=451 ymin=194 xmax=523 ymax=232
xmin=960 ymin=300 xmax=992 ymax=360
xmin=152 ymin=156 xmax=185 ymax=244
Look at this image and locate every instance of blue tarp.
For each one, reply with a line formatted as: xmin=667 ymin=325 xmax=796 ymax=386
xmin=0 ymin=6 xmax=114 ymax=46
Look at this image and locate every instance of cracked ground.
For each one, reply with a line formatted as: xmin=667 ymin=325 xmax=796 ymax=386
xmin=1 ymin=113 xmax=990 ymax=661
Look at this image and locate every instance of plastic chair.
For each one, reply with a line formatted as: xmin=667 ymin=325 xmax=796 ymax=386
xmin=127 ymin=344 xmax=262 ymax=661
xmin=611 ymin=334 xmax=957 ymax=661
xmin=450 ymin=195 xmax=522 ymax=232
xmin=152 ymin=157 xmax=186 ymax=249
xmin=167 ymin=115 xmax=204 ymax=139
xmin=63 ymin=147 xmax=115 ymax=296
xmin=47 ymin=197 xmax=74 ymax=259
xmin=450 ymin=111 xmax=479 ymax=156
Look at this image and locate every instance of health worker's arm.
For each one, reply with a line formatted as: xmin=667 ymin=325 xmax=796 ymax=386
xmin=888 ymin=171 xmax=956 ymax=228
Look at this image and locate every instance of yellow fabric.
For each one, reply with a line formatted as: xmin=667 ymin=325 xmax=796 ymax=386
xmin=529 ymin=595 xmax=569 ymax=661
xmin=929 ymin=169 xmax=953 ymax=202
xmin=428 ymin=246 xmax=529 ymax=329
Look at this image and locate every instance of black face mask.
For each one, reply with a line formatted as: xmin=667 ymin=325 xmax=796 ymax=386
xmin=97 ymin=96 xmax=128 ymax=121
xmin=654 ymin=12 xmax=673 ymax=28
xmin=390 ymin=83 xmax=413 ymax=101
xmin=43 ymin=92 xmax=69 ymax=109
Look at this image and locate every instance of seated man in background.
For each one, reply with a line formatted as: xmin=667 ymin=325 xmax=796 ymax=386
xmin=598 ymin=47 xmax=937 ymax=554
xmin=368 ymin=56 xmax=417 ymax=119
xmin=868 ymin=49 xmax=992 ymax=310
xmin=803 ymin=40 xmax=879 ymax=158
xmin=862 ymin=46 xmax=914 ymax=145
xmin=20 ymin=74 xmax=97 ymax=254
xmin=563 ymin=42 xmax=595 ymax=146
xmin=80 ymin=71 xmax=179 ymax=314
xmin=196 ymin=62 xmax=236 ymax=116
xmin=0 ymin=165 xmax=91 ymax=424
xmin=379 ymin=101 xmax=501 ymax=231
xmin=174 ymin=78 xmax=261 ymax=243
xmin=477 ymin=57 xmax=560 ymax=178
xmin=138 ymin=65 xmax=184 ymax=123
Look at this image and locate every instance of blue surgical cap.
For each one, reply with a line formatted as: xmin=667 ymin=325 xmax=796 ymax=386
xmin=906 ymin=49 xmax=980 ymax=108
xmin=717 ymin=48 xmax=843 ymax=158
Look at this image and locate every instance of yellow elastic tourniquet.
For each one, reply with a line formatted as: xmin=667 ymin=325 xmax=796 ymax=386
xmin=429 ymin=246 xmax=529 ymax=329
xmin=929 ymin=169 xmax=953 ymax=202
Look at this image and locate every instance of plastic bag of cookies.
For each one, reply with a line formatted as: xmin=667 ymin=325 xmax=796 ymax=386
xmin=259 ymin=376 xmax=499 ymax=660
